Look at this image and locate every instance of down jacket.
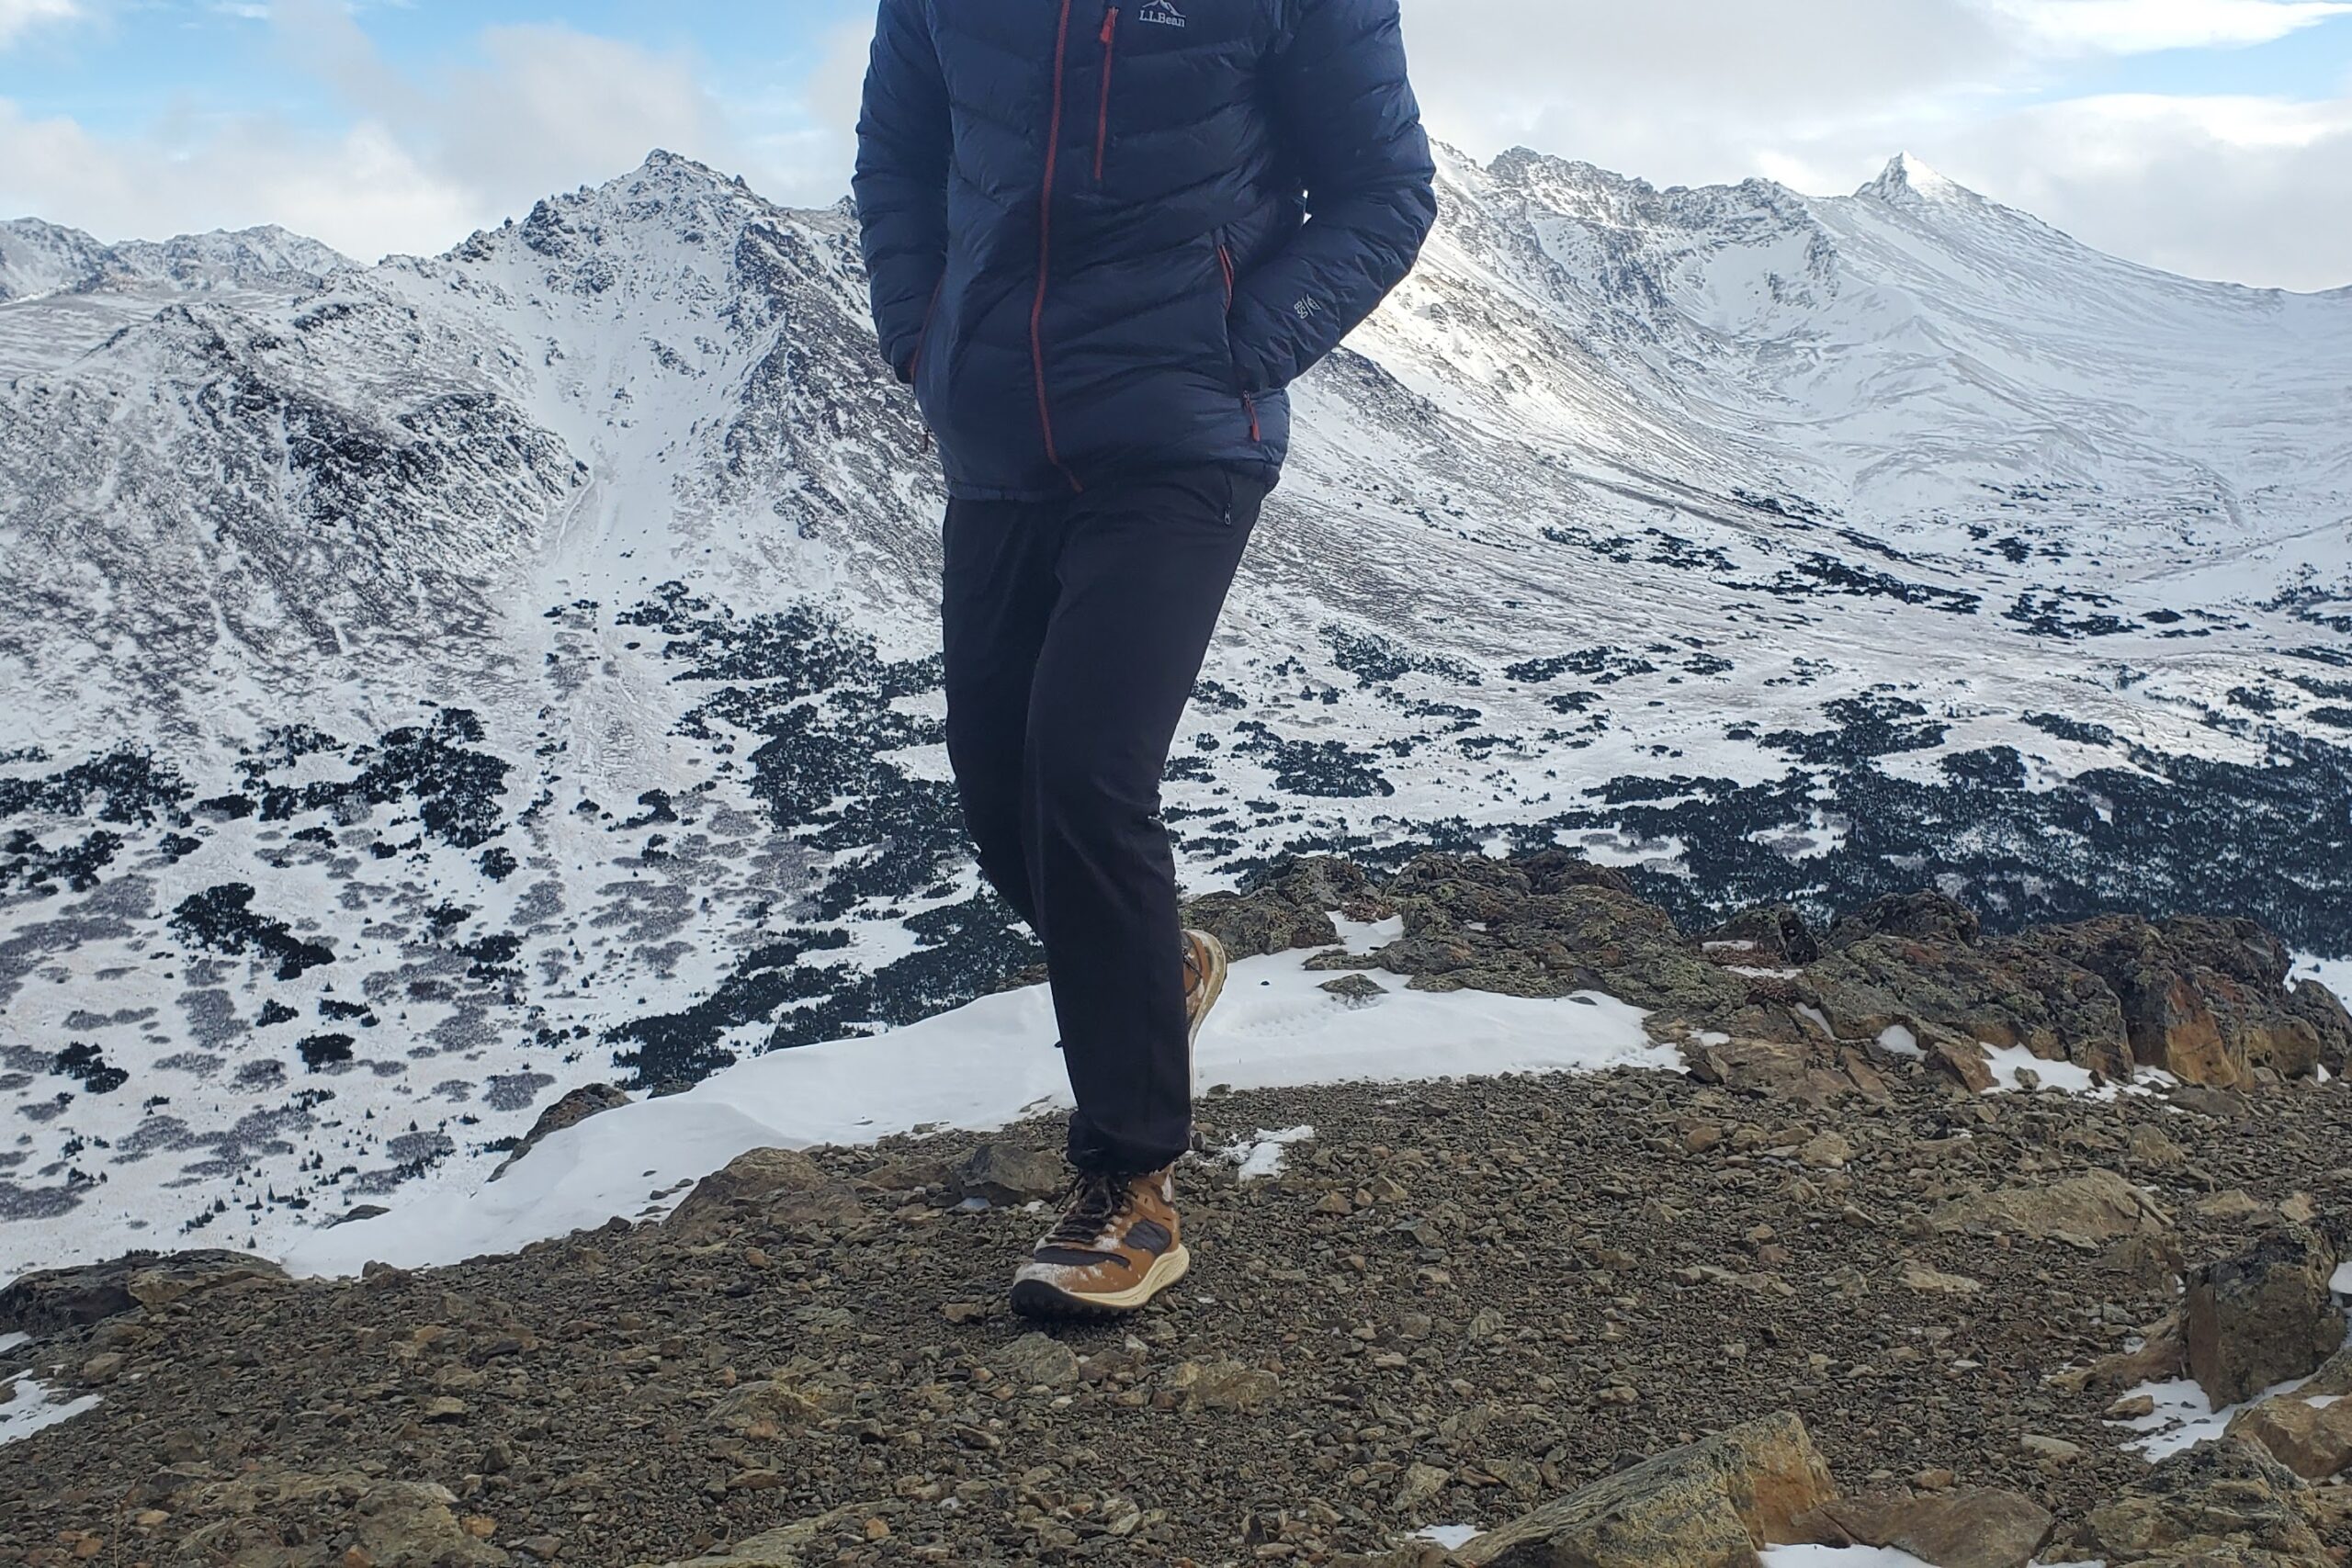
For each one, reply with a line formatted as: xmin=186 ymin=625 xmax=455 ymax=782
xmin=854 ymin=0 xmax=1437 ymax=502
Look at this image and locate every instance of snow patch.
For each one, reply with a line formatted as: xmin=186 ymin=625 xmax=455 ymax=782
xmin=2333 ymin=1260 xmax=2352 ymax=1297
xmin=1876 ymin=1024 xmax=1922 ymax=1057
xmin=1759 ymin=1548 xmax=1935 ymax=1568
xmin=0 ymin=1379 xmax=101 ymax=1448
xmin=2111 ymin=1375 xmax=2312 ymax=1461
xmin=0 ymin=1333 xmax=26 ymax=1354
xmin=1413 ymin=1525 xmax=1483 ymax=1550
xmin=280 ymin=943 xmax=1669 ymax=1276
xmin=2295 ymin=953 xmax=2352 ymax=1011
xmin=1982 ymin=1044 xmax=2100 ymax=1095
xmin=1221 ymin=1126 xmax=1317 ymax=1181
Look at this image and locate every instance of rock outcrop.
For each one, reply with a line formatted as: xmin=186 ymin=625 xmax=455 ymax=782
xmin=662 ymin=1147 xmax=864 ymax=1237
xmin=2187 ymin=1227 xmax=2347 ymax=1407
xmin=489 ymin=1083 xmax=631 ymax=1180
xmin=1453 ymin=1412 xmax=1836 ymax=1567
xmin=1797 ymin=1485 xmax=2056 ymax=1568
xmin=2055 ymin=1437 xmax=2331 ymax=1565
xmin=1932 ymin=1170 xmax=2171 ymax=1246
xmin=1181 ymin=850 xmax=2348 ymax=1089
xmin=0 ymin=1250 xmax=285 ymax=1335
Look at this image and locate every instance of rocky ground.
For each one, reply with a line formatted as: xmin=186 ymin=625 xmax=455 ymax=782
xmin=4 ymin=853 xmax=2350 ymax=1567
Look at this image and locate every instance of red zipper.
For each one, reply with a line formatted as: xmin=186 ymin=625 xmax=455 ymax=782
xmin=906 ymin=275 xmax=944 ymax=383
xmin=1217 ymin=243 xmax=1259 ymax=442
xmin=1094 ymin=9 xmax=1119 ymax=183
xmin=1032 ymin=0 xmax=1082 ymax=493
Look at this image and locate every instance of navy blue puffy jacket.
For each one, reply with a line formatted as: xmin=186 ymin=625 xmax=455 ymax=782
xmin=854 ymin=0 xmax=1437 ymax=502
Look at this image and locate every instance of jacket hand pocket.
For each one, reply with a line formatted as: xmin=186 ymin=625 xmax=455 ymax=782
xmin=1212 ymin=235 xmax=1255 ymax=395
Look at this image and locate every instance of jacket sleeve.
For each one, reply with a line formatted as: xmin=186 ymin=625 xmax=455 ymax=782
xmin=1227 ymin=0 xmax=1437 ymax=396
xmin=852 ymin=0 xmax=950 ymax=386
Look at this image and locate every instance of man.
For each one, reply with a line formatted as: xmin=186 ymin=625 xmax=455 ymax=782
xmin=854 ymin=0 xmax=1436 ymax=1318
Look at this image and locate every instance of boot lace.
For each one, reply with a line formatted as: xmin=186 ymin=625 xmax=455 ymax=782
xmin=1045 ymin=1169 xmax=1131 ymax=1247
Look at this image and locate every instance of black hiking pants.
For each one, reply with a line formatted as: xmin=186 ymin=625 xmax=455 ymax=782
xmin=941 ymin=465 xmax=1266 ymax=1176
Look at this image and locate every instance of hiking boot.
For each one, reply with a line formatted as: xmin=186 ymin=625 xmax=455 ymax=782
xmin=1009 ymin=1166 xmax=1189 ymax=1319
xmin=1182 ymin=926 xmax=1228 ymax=1052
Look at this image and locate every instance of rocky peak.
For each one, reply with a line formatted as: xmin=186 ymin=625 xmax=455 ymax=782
xmin=0 ymin=218 xmax=119 ymax=303
xmin=0 ymin=218 xmax=347 ymax=302
xmin=1856 ymin=151 xmax=1973 ymax=207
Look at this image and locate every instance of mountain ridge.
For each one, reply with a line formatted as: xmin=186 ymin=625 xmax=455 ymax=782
xmin=0 ymin=142 xmax=2346 ymax=1280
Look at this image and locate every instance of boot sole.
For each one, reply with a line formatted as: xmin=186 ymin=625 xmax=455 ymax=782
xmin=1010 ymin=1245 xmax=1192 ymax=1321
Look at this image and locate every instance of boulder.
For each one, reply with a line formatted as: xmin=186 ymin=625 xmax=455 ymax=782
xmin=1797 ymin=1487 xmax=2054 ymax=1568
xmin=1265 ymin=854 xmax=1390 ymax=919
xmin=2229 ymin=1392 xmax=2352 ymax=1480
xmin=2032 ymin=917 xmax=2236 ymax=1084
xmin=489 ymin=1083 xmax=630 ymax=1180
xmin=2285 ymin=977 xmax=2352 ymax=1076
xmin=1899 ymin=1261 xmax=1986 ymax=1296
xmin=1366 ymin=854 xmax=1756 ymax=1018
xmin=1182 ymin=887 xmax=1340 ymax=960
xmin=1181 ymin=855 xmax=1367 ymax=959
xmin=0 ymin=1250 xmax=285 ymax=1335
xmin=1933 ymin=1170 xmax=2170 ymax=1246
xmin=1702 ymin=905 xmax=1821 ymax=966
xmin=1923 ymin=1034 xmax=1997 ymax=1094
xmin=2029 ymin=914 xmax=2336 ymax=1086
xmin=1682 ymin=1038 xmax=1860 ymax=1108
xmin=1515 ymin=847 xmax=1636 ymax=899
xmin=2186 ymin=1227 xmax=2346 ymax=1407
xmin=1801 ymin=935 xmax=2132 ymax=1078
xmin=956 ymin=1143 xmax=1067 ymax=1205
xmin=2049 ymin=1312 xmax=2188 ymax=1394
xmin=2303 ymin=1347 xmax=2352 ymax=1399
xmin=2057 ymin=1437 xmax=2326 ymax=1565
xmin=664 ymin=1148 xmax=863 ymax=1237
xmin=996 ymin=1331 xmax=1082 ymax=1389
xmin=1454 ymin=1412 xmax=1836 ymax=1568
xmin=705 ymin=1373 xmax=852 ymax=1437
xmin=177 ymin=1470 xmax=509 ymax=1567
xmin=858 ymin=1154 xmax=958 ymax=1193
xmin=1167 ymin=1359 xmax=1280 ymax=1413
xmin=1827 ymin=891 xmax=1983 ymax=949
xmin=628 ymin=1505 xmax=883 ymax=1568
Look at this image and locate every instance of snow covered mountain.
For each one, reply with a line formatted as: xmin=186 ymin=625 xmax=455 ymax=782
xmin=0 ymin=219 xmax=348 ymax=302
xmin=2 ymin=147 xmax=2346 ymax=1278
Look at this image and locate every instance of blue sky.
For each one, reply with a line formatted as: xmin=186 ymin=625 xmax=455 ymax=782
xmin=3 ymin=0 xmax=2349 ymax=288
xmin=3 ymin=2 xmax=866 ymax=135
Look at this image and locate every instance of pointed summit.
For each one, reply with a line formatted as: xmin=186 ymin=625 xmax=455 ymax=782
xmin=1856 ymin=152 xmax=1970 ymax=206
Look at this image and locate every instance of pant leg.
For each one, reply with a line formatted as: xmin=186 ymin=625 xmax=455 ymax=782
xmin=1023 ymin=467 xmax=1265 ymax=1173
xmin=941 ymin=496 xmax=1067 ymax=931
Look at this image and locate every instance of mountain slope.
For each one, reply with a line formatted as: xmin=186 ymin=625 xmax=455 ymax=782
xmin=0 ymin=148 xmax=2346 ymax=1278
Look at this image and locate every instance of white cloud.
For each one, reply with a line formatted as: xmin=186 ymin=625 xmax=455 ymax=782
xmin=1405 ymin=0 xmax=2017 ymax=180
xmin=1986 ymin=0 xmax=2352 ymax=52
xmin=0 ymin=6 xmax=745 ymax=263
xmin=0 ymin=97 xmax=478 ymax=260
xmin=1391 ymin=0 xmax=2352 ymax=291
xmin=0 ymin=0 xmax=79 ymax=49
xmin=1 ymin=0 xmax=2346 ymax=292
xmin=1929 ymin=94 xmax=2352 ymax=288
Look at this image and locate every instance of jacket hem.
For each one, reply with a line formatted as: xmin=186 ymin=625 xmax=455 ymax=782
xmin=944 ymin=457 xmax=1283 ymax=504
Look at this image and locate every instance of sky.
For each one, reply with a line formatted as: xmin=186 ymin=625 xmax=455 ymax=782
xmin=0 ymin=0 xmax=2347 ymax=290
